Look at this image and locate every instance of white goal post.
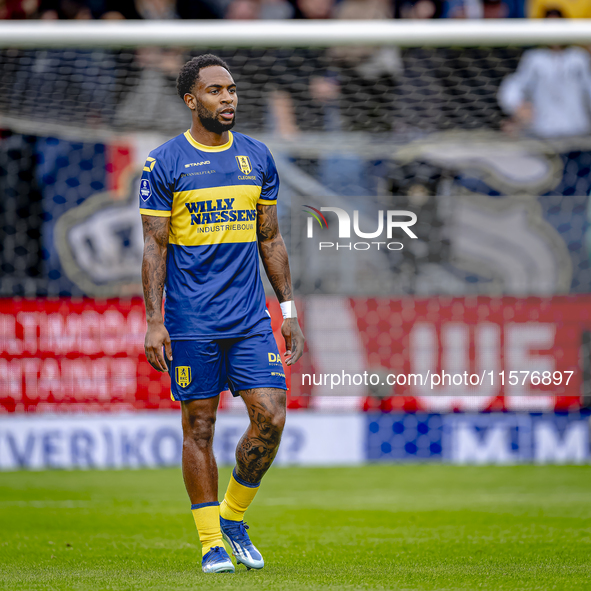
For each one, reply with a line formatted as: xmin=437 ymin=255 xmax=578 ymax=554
xmin=0 ymin=19 xmax=591 ymax=49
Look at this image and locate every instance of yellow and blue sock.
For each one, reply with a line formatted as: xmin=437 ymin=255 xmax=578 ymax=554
xmin=219 ymin=468 xmax=260 ymax=522
xmin=191 ymin=501 xmax=224 ymax=556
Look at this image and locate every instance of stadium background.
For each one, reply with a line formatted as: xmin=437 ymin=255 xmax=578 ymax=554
xmin=2 ymin=11 xmax=591 ymax=591
xmin=1 ymin=14 xmax=591 ymax=471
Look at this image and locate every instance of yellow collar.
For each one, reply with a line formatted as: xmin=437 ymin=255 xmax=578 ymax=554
xmin=184 ymin=130 xmax=234 ymax=152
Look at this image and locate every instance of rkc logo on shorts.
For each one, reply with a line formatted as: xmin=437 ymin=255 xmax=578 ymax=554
xmin=176 ymin=366 xmax=192 ymax=388
xmin=236 ymin=155 xmax=252 ymax=175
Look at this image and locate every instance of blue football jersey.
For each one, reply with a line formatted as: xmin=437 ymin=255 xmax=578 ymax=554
xmin=139 ymin=130 xmax=278 ymax=339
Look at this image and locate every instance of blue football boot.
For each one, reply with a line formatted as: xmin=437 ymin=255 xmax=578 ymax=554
xmin=201 ymin=545 xmax=235 ymax=573
xmin=220 ymin=517 xmax=265 ymax=570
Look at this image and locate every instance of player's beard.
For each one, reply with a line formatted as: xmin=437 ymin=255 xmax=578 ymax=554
xmin=196 ymin=102 xmax=236 ymax=134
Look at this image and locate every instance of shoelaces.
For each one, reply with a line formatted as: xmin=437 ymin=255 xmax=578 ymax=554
xmin=207 ymin=546 xmax=228 ymax=563
xmin=226 ymin=521 xmax=250 ymax=545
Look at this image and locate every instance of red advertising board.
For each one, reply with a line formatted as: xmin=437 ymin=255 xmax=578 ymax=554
xmin=352 ymin=296 xmax=585 ymax=412
xmin=0 ymin=298 xmax=292 ymax=413
xmin=0 ymin=296 xmax=585 ymax=413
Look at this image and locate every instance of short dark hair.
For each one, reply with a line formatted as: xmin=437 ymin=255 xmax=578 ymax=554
xmin=544 ymin=8 xmax=564 ymax=17
xmin=176 ymin=54 xmax=231 ymax=100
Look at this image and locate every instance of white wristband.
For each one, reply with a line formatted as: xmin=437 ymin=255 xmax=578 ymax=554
xmin=280 ymin=301 xmax=297 ymax=319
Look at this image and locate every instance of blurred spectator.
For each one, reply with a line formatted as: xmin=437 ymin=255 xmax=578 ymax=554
xmin=394 ymin=0 xmax=448 ymax=131
xmin=529 ymin=0 xmax=591 ymax=18
xmin=482 ymin=0 xmax=508 ymax=17
xmin=397 ymin=0 xmax=443 ymax=18
xmin=269 ymin=0 xmax=401 ymax=136
xmin=442 ymin=0 xmax=483 ymax=18
xmin=100 ymin=9 xmax=125 ymax=17
xmin=2 ymin=45 xmax=120 ymax=124
xmin=95 ymin=0 xmax=177 ymax=19
xmin=35 ymin=0 xmax=224 ymax=20
xmin=39 ymin=0 xmax=92 ymax=18
xmin=0 ymin=0 xmax=41 ymax=18
xmin=387 ymin=161 xmax=450 ymax=287
xmin=176 ymin=0 xmax=222 ymax=19
xmin=225 ymin=0 xmax=293 ymax=19
xmin=328 ymin=0 xmax=402 ymax=132
xmin=225 ymin=0 xmax=294 ymax=20
xmin=133 ymin=0 xmax=177 ymax=18
xmin=498 ymin=11 xmax=591 ymax=138
xmin=115 ymin=47 xmax=186 ymax=130
xmin=261 ymin=0 xmax=294 ymax=18
xmin=1 ymin=0 xmax=122 ymax=124
xmin=225 ymin=0 xmax=258 ymax=18
xmin=267 ymin=0 xmax=399 ymax=197
xmin=292 ymin=0 xmax=334 ymax=18
xmin=442 ymin=0 xmax=523 ymax=18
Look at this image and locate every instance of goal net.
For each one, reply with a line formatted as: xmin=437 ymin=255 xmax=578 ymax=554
xmin=1 ymin=21 xmax=590 ymax=416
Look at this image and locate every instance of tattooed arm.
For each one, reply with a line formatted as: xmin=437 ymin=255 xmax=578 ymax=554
xmin=257 ymin=204 xmax=304 ymax=365
xmin=141 ymin=215 xmax=172 ymax=372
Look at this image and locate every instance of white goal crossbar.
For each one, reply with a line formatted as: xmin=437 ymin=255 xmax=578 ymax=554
xmin=0 ymin=20 xmax=591 ymax=49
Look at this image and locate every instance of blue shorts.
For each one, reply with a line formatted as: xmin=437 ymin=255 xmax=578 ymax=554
xmin=169 ymin=329 xmax=287 ymax=401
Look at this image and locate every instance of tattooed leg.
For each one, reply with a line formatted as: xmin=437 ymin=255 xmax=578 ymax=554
xmin=180 ymin=396 xmax=220 ymax=504
xmin=236 ymin=388 xmax=287 ymax=484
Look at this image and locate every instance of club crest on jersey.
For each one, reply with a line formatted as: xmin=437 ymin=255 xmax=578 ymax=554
xmin=139 ymin=179 xmax=152 ymax=201
xmin=143 ymin=157 xmax=156 ymax=172
xmin=176 ymin=366 xmax=192 ymax=388
xmin=236 ymin=155 xmax=252 ymax=175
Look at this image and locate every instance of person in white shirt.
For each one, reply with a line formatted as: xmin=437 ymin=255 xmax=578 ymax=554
xmin=498 ymin=15 xmax=591 ymax=138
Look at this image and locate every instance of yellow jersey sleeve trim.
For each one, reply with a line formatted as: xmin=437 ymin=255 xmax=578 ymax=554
xmin=257 ymin=198 xmax=277 ymax=205
xmin=140 ymin=209 xmax=172 ymax=217
xmin=184 ymin=130 xmax=234 ymax=152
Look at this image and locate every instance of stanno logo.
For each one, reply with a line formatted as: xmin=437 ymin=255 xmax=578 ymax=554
xmin=303 ymin=205 xmax=418 ymax=251
xmin=236 ymin=155 xmax=252 ymax=175
xmin=176 ymin=366 xmax=192 ymax=388
xmin=143 ymin=157 xmax=156 ymax=172
xmin=185 ymin=160 xmax=210 ymax=168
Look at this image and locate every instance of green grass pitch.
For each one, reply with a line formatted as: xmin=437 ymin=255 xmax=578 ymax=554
xmin=0 ymin=465 xmax=589 ymax=590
